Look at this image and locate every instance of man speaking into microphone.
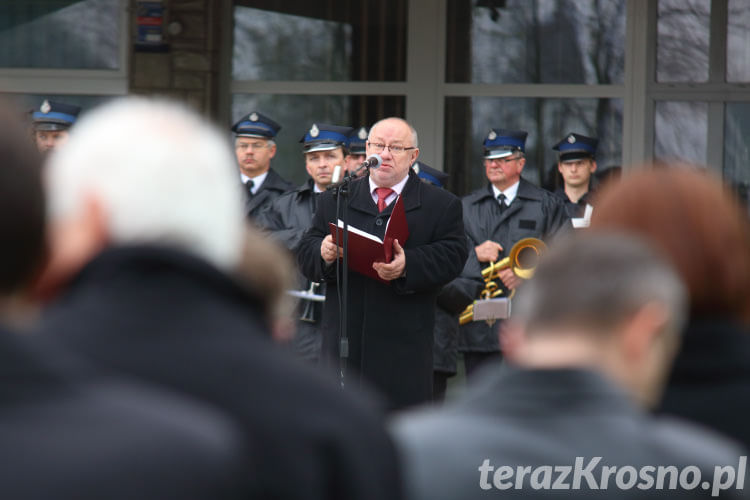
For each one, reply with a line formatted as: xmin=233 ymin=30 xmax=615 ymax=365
xmin=298 ymin=117 xmax=468 ymax=410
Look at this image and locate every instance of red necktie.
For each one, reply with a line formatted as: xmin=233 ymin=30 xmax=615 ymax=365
xmin=375 ymin=187 xmax=394 ymax=212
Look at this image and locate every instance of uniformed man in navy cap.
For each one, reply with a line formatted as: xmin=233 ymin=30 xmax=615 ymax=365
xmin=344 ymin=126 xmax=369 ymax=177
xmin=458 ymin=128 xmax=570 ymax=376
xmin=258 ymin=123 xmax=352 ymax=362
xmin=412 ymin=160 xmax=450 ymax=188
xmin=553 ymin=132 xmax=599 ymax=226
xmin=231 ymin=111 xmax=293 ymax=220
xmin=31 ymin=100 xmax=80 ymax=154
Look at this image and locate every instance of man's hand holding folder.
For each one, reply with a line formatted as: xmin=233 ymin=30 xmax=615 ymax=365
xmin=326 ymin=195 xmax=410 ymax=283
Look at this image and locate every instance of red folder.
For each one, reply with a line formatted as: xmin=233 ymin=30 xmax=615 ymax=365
xmin=329 ymin=195 xmax=410 ymax=283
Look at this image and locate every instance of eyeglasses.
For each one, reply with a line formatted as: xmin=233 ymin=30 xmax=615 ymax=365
xmin=367 ymin=142 xmax=416 ymax=155
xmin=490 ymin=155 xmax=522 ymax=165
xmin=236 ymin=141 xmax=269 ymax=151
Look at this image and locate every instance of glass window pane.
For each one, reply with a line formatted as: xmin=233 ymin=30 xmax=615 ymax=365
xmin=724 ymin=102 xmax=750 ymax=209
xmin=727 ymin=0 xmax=750 ymax=82
xmin=656 ymin=0 xmax=710 ymax=83
xmin=444 ymin=97 xmax=622 ymax=196
xmin=0 ymin=0 xmax=120 ymax=70
xmin=654 ymin=101 xmax=708 ymax=164
xmin=446 ymin=0 xmax=625 ymax=84
xmin=231 ymin=94 xmax=405 ymax=185
xmin=233 ymin=2 xmax=407 ymax=82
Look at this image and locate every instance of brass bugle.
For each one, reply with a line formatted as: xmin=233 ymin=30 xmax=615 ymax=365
xmin=459 ymin=238 xmax=546 ymax=325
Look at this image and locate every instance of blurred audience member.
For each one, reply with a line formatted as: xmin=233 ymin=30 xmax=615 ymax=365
xmin=34 ymin=97 xmax=402 ymax=500
xmin=0 ymin=99 xmax=249 ymax=500
xmin=392 ymin=233 xmax=746 ymax=499
xmin=590 ymin=165 xmax=750 ymax=449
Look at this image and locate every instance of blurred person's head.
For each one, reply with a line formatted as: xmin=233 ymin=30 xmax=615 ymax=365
xmin=590 ymin=166 xmax=750 ymax=324
xmin=43 ymin=97 xmax=246 ymax=292
xmin=504 ymin=233 xmax=687 ymax=408
xmin=0 ymin=102 xmax=46 ymax=300
xmin=236 ymin=226 xmax=296 ymax=342
xmin=31 ymin=100 xmax=80 ymax=154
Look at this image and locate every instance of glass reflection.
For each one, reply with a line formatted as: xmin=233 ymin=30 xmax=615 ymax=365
xmin=233 ymin=2 xmax=407 ymax=82
xmin=724 ymin=102 xmax=750 ymax=209
xmin=656 ymin=0 xmax=710 ymax=83
xmin=0 ymin=0 xmax=120 ymax=70
xmin=446 ymin=0 xmax=625 ymax=84
xmin=727 ymin=0 xmax=750 ymax=83
xmin=654 ymin=101 xmax=708 ymax=164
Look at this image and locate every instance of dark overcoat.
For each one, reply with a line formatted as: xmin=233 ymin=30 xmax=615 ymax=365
xmin=393 ymin=366 xmax=749 ymax=500
xmin=0 ymin=325 xmax=248 ymax=499
xmin=256 ymin=178 xmax=316 ymax=251
xmin=36 ymin=245 xmax=403 ymax=500
xmin=256 ymin=178 xmax=324 ymax=360
xmin=244 ymin=167 xmax=293 ymax=220
xmin=297 ymin=171 xmax=468 ymax=409
xmin=659 ymin=317 xmax=750 ymax=450
xmin=459 ymin=179 xmax=570 ymax=352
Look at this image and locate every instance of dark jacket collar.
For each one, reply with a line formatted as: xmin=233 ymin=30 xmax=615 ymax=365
xmin=452 ymin=364 xmax=638 ymax=418
xmin=260 ymin=168 xmax=293 ymax=193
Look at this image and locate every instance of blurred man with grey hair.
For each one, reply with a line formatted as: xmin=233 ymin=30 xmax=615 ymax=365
xmin=35 ymin=97 xmax=403 ymax=500
xmin=392 ymin=233 xmax=748 ymax=499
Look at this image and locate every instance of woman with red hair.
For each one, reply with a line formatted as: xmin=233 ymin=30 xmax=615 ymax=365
xmin=590 ymin=165 xmax=750 ymax=447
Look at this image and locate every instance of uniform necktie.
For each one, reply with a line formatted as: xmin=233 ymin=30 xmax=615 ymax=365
xmin=375 ymin=187 xmax=394 ymax=213
xmin=497 ymin=192 xmax=507 ymax=212
xmin=245 ymin=180 xmax=255 ymax=197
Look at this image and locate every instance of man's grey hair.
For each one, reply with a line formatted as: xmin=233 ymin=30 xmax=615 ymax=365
xmin=513 ymin=232 xmax=687 ymax=337
xmin=369 ymin=117 xmax=419 ymax=148
xmin=46 ymin=97 xmax=245 ymax=270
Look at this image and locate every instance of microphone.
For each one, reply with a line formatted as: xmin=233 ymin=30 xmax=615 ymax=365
xmin=332 ymin=165 xmax=342 ymax=184
xmin=359 ymin=154 xmax=382 ymax=170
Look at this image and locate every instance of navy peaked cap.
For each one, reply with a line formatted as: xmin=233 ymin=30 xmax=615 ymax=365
xmin=232 ymin=111 xmax=281 ymax=138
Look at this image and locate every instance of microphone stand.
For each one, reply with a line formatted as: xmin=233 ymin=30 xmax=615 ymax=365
xmin=328 ymin=156 xmax=379 ymax=389
xmin=330 ymin=169 xmax=356 ymax=389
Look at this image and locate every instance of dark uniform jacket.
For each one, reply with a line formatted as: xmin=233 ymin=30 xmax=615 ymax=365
xmin=36 ymin=245 xmax=403 ymax=500
xmin=0 ymin=324 xmax=248 ymax=500
xmin=554 ymin=177 xmax=598 ymax=219
xmin=257 ymin=178 xmax=317 ymax=251
xmin=256 ymin=178 xmax=324 ymax=360
xmin=660 ymin=317 xmax=750 ymax=451
xmin=244 ymin=167 xmax=293 ymax=221
xmin=459 ymin=179 xmax=570 ymax=352
xmin=433 ymin=251 xmax=484 ymax=374
xmin=297 ymin=171 xmax=468 ymax=410
xmin=393 ymin=366 xmax=749 ymax=500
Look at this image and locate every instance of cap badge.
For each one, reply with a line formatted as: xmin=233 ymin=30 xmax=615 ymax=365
xmin=250 ymin=112 xmax=259 ymax=122
xmin=488 ymin=130 xmax=497 ymax=140
xmin=310 ymin=124 xmax=319 ymax=138
xmin=567 ymin=134 xmax=576 ymax=143
xmin=358 ymin=127 xmax=367 ymax=140
xmin=40 ymin=100 xmax=51 ymax=114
